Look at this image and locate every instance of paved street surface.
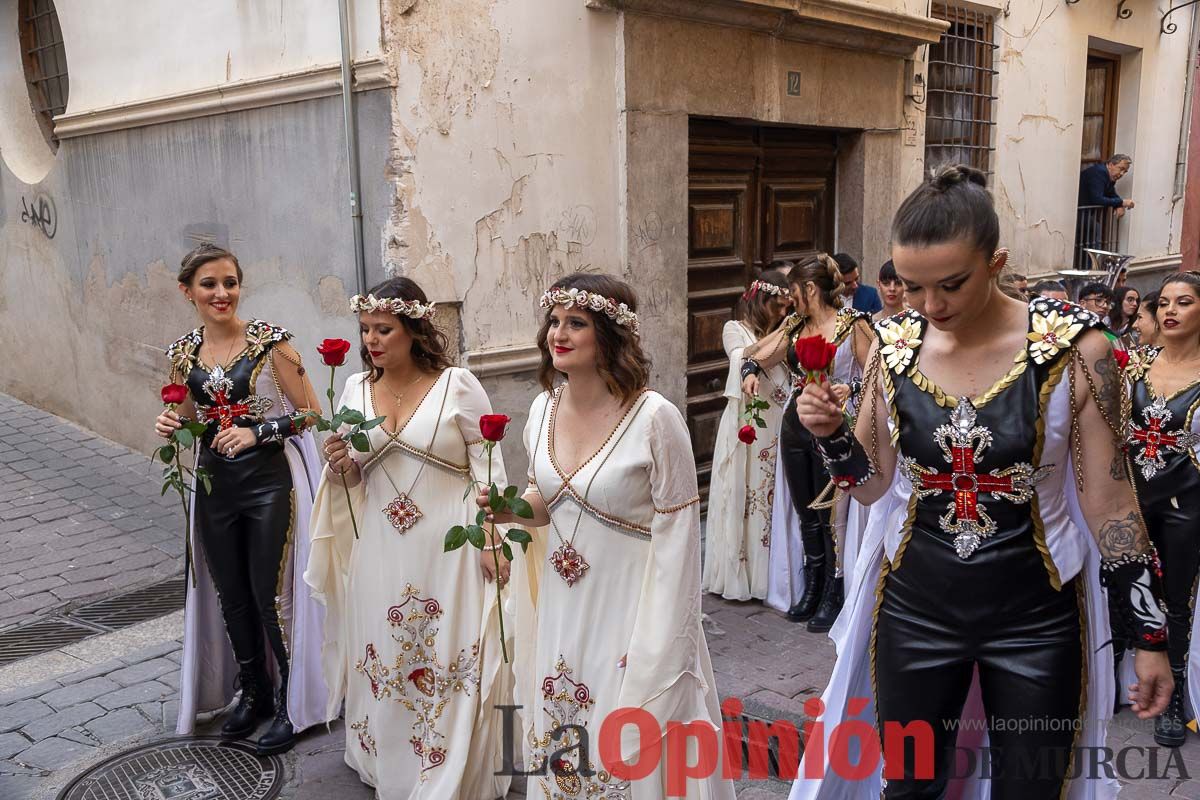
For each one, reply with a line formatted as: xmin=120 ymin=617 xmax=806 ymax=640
xmin=1 ymin=390 xmax=1200 ymax=799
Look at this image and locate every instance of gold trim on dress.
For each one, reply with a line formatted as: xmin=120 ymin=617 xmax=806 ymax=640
xmin=1030 ymin=354 xmax=1069 ymax=590
xmin=654 ymin=496 xmax=700 ymax=514
xmin=1058 ymin=578 xmax=1088 ymax=800
xmin=869 ymin=556 xmax=891 ymax=746
xmin=360 ymin=437 xmax=469 ymax=479
xmin=547 ymin=485 xmax=653 ymax=539
xmin=888 ymin=492 xmax=919 ymax=571
xmin=546 ymin=385 xmax=649 ymax=484
xmin=274 ymin=490 xmax=296 ymax=657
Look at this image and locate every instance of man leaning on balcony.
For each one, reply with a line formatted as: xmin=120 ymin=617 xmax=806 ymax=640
xmin=1080 ymin=153 xmax=1136 ymax=218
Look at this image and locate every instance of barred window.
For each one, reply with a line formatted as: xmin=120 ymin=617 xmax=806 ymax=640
xmin=18 ymin=0 xmax=68 ymax=147
xmin=925 ymin=3 xmax=997 ymax=176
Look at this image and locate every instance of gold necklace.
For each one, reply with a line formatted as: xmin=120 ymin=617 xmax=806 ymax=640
xmin=381 ymin=372 xmax=425 ymax=403
xmin=204 ymin=328 xmax=243 ymax=369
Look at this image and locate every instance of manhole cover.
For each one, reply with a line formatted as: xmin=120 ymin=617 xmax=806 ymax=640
xmin=57 ymin=737 xmax=284 ymax=800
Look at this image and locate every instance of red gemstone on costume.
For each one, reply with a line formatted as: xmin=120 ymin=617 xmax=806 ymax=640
xmin=383 ymin=493 xmax=422 ymax=533
xmin=550 ymin=543 xmax=590 ymax=587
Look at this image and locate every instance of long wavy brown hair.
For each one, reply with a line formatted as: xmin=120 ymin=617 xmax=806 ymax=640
xmin=536 ymin=273 xmax=651 ymax=402
xmin=358 ymin=276 xmax=453 ymax=381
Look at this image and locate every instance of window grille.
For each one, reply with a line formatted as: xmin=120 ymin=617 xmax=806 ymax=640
xmin=925 ymin=3 xmax=998 ymax=176
xmin=19 ymin=0 xmax=68 ymax=145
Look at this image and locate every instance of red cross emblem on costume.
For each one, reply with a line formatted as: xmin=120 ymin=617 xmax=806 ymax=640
xmin=901 ymin=398 xmax=1050 ymax=560
xmin=196 ymin=365 xmax=271 ymax=432
xmin=1129 ymin=395 xmax=1200 ymax=481
xmin=199 ymin=369 xmax=249 ymax=431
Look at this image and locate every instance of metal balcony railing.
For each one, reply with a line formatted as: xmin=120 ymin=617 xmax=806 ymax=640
xmin=1074 ymin=205 xmax=1122 ymax=270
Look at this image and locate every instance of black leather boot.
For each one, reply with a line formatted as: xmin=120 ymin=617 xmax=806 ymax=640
xmin=221 ymin=659 xmax=274 ymax=740
xmin=256 ymin=679 xmax=295 ymax=755
xmin=806 ymin=573 xmax=844 ymax=634
xmin=1154 ymin=669 xmax=1188 ymax=748
xmin=787 ymin=560 xmax=824 ymax=622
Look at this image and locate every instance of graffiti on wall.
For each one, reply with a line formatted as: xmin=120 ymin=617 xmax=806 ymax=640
xmin=20 ymin=194 xmax=56 ymax=239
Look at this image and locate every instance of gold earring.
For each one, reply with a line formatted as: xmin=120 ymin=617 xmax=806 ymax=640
xmin=989 ymin=248 xmax=1010 ymax=270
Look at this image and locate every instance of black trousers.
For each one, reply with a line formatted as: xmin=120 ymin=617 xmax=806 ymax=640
xmin=195 ymin=444 xmax=294 ymax=677
xmin=780 ymin=399 xmax=835 ymax=569
xmin=1143 ymin=491 xmax=1200 ymax=672
xmin=874 ymin=527 xmax=1083 ymax=799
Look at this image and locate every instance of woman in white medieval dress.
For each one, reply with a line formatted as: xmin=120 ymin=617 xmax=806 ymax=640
xmin=305 ymin=277 xmax=511 ymax=800
xmin=484 ymin=273 xmax=736 ymax=800
xmin=703 ymin=269 xmax=792 ymax=601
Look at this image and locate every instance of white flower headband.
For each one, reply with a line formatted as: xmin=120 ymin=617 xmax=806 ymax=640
xmin=350 ymin=293 xmax=436 ymax=320
xmin=745 ymin=280 xmax=787 ymax=299
xmin=539 ymin=287 xmax=641 ymax=335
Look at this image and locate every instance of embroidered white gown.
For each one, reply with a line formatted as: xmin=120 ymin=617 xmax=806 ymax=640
xmin=703 ymin=320 xmax=789 ymax=600
xmin=305 ymin=367 xmax=511 ymax=800
xmin=511 ymin=388 xmax=736 ymax=800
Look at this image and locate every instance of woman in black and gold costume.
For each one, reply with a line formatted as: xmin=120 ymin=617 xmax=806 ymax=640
xmin=1124 ymin=272 xmax=1200 ymax=748
xmin=741 ymin=256 xmax=871 ymax=632
xmin=789 ymin=166 xmax=1171 ymax=799
xmin=154 ymin=243 xmax=327 ymax=755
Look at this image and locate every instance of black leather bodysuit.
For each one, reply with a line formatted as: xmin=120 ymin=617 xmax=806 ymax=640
xmin=1128 ymin=347 xmax=1200 ymax=673
xmin=872 ymin=302 xmax=1100 ymax=799
xmin=779 ymin=307 xmax=869 ymax=572
xmin=169 ymin=320 xmax=296 ymax=679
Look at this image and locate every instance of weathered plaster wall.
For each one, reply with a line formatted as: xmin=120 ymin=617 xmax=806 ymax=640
xmin=55 ymin=0 xmax=382 ymax=114
xmin=377 ymin=0 xmax=623 ymax=478
xmin=978 ymin=1 xmax=1194 ymax=273
xmin=0 ymin=92 xmax=393 ymax=455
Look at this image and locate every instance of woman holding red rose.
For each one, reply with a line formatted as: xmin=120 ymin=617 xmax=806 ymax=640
xmin=787 ymin=165 xmax=1170 ymax=798
xmin=482 ymin=272 xmax=735 ymax=799
xmin=154 ymin=243 xmax=327 ymax=754
xmin=740 ymin=255 xmax=872 ymax=633
xmin=703 ymin=269 xmax=792 ymax=601
xmin=304 ymin=276 xmax=513 ymax=800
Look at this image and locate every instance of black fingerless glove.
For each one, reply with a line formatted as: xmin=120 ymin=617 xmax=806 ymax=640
xmin=813 ymin=421 xmax=875 ymax=489
xmin=1101 ymin=551 xmax=1168 ymax=651
xmin=253 ymin=415 xmax=300 ymax=445
xmin=740 ymin=358 xmax=763 ymax=381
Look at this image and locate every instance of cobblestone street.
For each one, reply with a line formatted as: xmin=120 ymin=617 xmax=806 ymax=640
xmin=1 ymin=391 xmax=1199 ymax=799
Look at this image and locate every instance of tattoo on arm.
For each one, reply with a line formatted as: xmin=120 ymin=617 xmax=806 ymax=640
xmin=1097 ymin=510 xmax=1149 ymax=560
xmin=1093 ymin=352 xmax=1123 ymax=435
xmin=1110 ymin=452 xmax=1129 ymax=481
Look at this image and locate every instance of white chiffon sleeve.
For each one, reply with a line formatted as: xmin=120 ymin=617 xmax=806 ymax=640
xmin=302 ymin=371 xmax=369 ymax=720
xmin=448 ymin=367 xmax=509 ymax=492
xmin=616 ymin=398 xmax=715 ymax=756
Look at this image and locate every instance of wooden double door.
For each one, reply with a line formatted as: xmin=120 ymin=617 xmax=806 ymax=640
xmin=686 ymin=119 xmax=837 ymax=499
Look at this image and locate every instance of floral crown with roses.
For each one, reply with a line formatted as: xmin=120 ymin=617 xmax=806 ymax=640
xmin=350 ymin=293 xmax=436 ymax=320
xmin=539 ymin=287 xmax=641 ymax=335
xmin=743 ymin=280 xmax=788 ymax=301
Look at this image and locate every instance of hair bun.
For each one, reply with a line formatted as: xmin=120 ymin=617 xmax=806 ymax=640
xmin=817 ymin=253 xmax=842 ymax=283
xmin=931 ymin=163 xmax=988 ymax=192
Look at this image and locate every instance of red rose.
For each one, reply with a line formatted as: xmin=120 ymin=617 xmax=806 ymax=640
xmin=317 ymin=338 xmax=353 ymax=367
xmin=479 ymin=414 xmax=511 ymax=442
xmin=738 ymin=424 xmax=757 ymax=445
xmin=1113 ymin=349 xmax=1130 ymax=370
xmin=795 ymin=335 xmax=837 ymax=374
xmin=160 ymin=383 xmax=188 ymax=406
